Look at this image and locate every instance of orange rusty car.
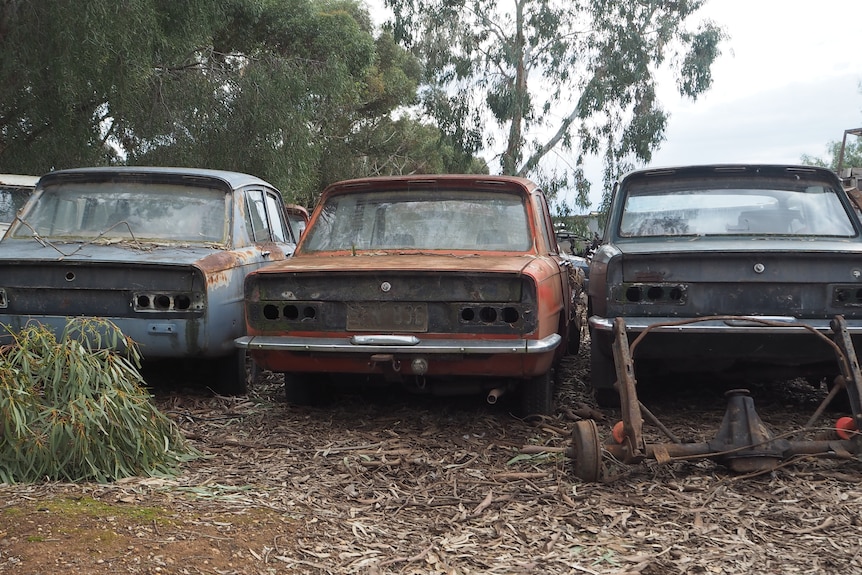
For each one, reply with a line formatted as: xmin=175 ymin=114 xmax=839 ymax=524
xmin=236 ymin=175 xmax=583 ymax=415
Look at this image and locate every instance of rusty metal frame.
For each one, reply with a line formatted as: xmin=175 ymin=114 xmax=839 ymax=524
xmin=597 ymin=315 xmax=862 ymax=475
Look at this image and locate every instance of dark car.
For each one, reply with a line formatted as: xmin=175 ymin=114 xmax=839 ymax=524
xmin=0 ymin=174 xmax=38 ymax=237
xmin=0 ymin=167 xmax=297 ymax=393
xmin=588 ymin=164 xmax=862 ymax=406
xmin=236 ymin=175 xmax=583 ymax=415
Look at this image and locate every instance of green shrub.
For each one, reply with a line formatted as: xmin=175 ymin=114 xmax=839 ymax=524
xmin=0 ymin=318 xmax=198 ymax=483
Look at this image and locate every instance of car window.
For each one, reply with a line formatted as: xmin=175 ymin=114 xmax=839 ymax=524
xmin=285 ymin=207 xmax=308 ymax=241
xmin=618 ymin=185 xmax=856 ymax=238
xmin=0 ymin=185 xmax=33 ymax=224
xmin=14 ymin=182 xmax=228 ymax=243
xmin=264 ymin=193 xmax=290 ymax=243
xmin=245 ymin=190 xmax=272 ymax=242
xmin=533 ymin=193 xmax=556 ymax=255
xmin=302 ymin=189 xmax=532 ymax=252
xmin=287 ymin=213 xmax=306 ymax=240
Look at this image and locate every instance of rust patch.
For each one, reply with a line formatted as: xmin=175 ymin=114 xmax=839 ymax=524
xmin=197 ymin=250 xmax=242 ymax=273
xmin=633 ymin=270 xmax=665 ymax=282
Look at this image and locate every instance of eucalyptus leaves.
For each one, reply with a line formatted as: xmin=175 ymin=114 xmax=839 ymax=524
xmin=0 ymin=318 xmax=197 ymax=483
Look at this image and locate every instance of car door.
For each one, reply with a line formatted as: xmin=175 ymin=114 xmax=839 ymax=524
xmin=243 ymin=187 xmax=297 ymax=263
xmin=533 ymin=190 xmax=580 ymax=354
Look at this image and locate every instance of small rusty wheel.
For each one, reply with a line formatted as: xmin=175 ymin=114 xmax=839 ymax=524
xmin=570 ymin=419 xmax=602 ymax=482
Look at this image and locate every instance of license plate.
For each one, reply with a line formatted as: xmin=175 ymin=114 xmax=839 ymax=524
xmin=346 ymin=303 xmax=428 ymax=332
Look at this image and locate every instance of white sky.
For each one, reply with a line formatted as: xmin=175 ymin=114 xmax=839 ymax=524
xmin=366 ymin=1 xmax=862 ymax=211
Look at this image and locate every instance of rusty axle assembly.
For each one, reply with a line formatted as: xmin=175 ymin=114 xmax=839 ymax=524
xmin=569 ymin=315 xmax=862 ymax=481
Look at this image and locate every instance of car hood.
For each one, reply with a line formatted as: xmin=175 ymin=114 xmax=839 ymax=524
xmin=255 ymin=252 xmax=553 ymax=276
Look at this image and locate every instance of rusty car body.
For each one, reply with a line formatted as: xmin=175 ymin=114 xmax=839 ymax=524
xmin=236 ymin=175 xmax=583 ymax=415
xmin=0 ymin=166 xmax=296 ymax=393
xmin=0 ymin=174 xmax=38 ymax=237
xmin=588 ymin=164 xmax=862 ymax=406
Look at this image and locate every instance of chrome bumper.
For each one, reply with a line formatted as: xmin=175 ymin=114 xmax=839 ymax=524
xmin=589 ymin=315 xmax=862 ymax=335
xmin=235 ymin=333 xmax=562 ymax=355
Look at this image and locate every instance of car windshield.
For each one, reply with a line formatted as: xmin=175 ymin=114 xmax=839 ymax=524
xmin=619 ymin=184 xmax=857 ymax=238
xmin=13 ymin=182 xmax=228 ymax=243
xmin=302 ymin=189 xmax=532 ymax=252
xmin=0 ymin=185 xmax=33 ymax=224
xmin=286 ymin=213 xmax=306 ymax=240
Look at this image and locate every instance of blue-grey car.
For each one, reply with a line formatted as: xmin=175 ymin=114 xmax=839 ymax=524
xmin=0 ymin=167 xmax=296 ymax=393
xmin=0 ymin=174 xmax=38 ymax=237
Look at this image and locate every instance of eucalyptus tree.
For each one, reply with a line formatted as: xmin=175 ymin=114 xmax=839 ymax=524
xmin=384 ymin=0 xmax=726 ymax=208
xmin=0 ymin=0 xmax=436 ymax=204
xmin=801 ymin=128 xmax=862 ymax=171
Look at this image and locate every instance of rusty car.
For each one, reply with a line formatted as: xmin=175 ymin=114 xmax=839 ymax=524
xmin=0 ymin=174 xmax=38 ymax=237
xmin=236 ymin=175 xmax=583 ymax=415
xmin=0 ymin=166 xmax=296 ymax=393
xmin=587 ymin=164 xmax=862 ymax=406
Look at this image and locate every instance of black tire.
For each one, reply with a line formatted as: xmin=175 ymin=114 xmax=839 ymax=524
xmin=212 ymin=349 xmax=248 ymax=395
xmin=519 ymin=370 xmax=554 ymax=417
xmin=590 ymin=335 xmax=619 ymax=408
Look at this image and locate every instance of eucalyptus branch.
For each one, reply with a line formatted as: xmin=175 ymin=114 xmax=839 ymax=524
xmin=519 ymin=103 xmax=582 ymax=177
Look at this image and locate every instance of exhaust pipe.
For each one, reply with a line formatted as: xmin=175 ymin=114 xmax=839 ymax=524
xmin=487 ymin=387 xmax=506 ymax=404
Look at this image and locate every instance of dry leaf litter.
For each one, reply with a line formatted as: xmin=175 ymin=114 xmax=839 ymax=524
xmin=1 ymin=334 xmax=861 ymax=575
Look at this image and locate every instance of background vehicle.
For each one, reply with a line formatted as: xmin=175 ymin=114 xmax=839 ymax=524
xmin=0 ymin=174 xmax=38 ymax=237
xmin=284 ymin=203 xmax=309 ymax=240
xmin=0 ymin=167 xmax=297 ymax=393
xmin=588 ymin=164 xmax=862 ymax=406
xmin=237 ymin=175 xmax=583 ymax=415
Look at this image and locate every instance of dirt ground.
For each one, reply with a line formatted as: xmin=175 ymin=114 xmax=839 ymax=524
xmin=1 ymin=338 xmax=862 ymax=575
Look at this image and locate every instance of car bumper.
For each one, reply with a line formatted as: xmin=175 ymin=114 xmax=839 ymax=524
xmin=236 ymin=333 xmax=562 ymax=355
xmin=0 ymin=315 xmax=233 ymax=359
xmin=589 ymin=315 xmax=862 ymax=335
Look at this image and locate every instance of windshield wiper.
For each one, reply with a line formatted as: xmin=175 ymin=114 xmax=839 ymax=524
xmin=13 ymin=215 xmax=69 ymax=257
xmin=12 ymin=216 xmax=144 ymax=258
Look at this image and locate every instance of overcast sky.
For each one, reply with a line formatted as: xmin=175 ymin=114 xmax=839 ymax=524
xmin=367 ymin=1 xmax=862 ymax=211
xmin=581 ymin=0 xmax=862 ymax=209
xmin=651 ymin=2 xmax=861 ymax=162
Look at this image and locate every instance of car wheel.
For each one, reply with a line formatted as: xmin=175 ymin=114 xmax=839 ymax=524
xmin=519 ymin=370 xmax=554 ymax=417
xmin=570 ymin=419 xmax=602 ymax=482
xmin=590 ymin=336 xmax=619 ymax=408
xmin=213 ymin=349 xmax=248 ymax=396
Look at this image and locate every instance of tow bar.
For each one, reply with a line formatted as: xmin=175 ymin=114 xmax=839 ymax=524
xmin=568 ymin=315 xmax=862 ymax=482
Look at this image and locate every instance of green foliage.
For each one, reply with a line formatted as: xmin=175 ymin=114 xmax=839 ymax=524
xmin=384 ymin=0 xmax=727 ymax=209
xmin=0 ymin=0 xmax=460 ymax=205
xmin=0 ymin=318 xmax=197 ymax=484
xmin=801 ymin=133 xmax=862 ymax=170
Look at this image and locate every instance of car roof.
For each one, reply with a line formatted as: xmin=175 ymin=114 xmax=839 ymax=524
xmin=37 ymin=166 xmax=275 ymax=191
xmin=619 ymin=164 xmax=841 ymax=184
xmin=320 ymin=174 xmax=539 ymax=194
xmin=0 ymin=174 xmax=39 ymax=187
